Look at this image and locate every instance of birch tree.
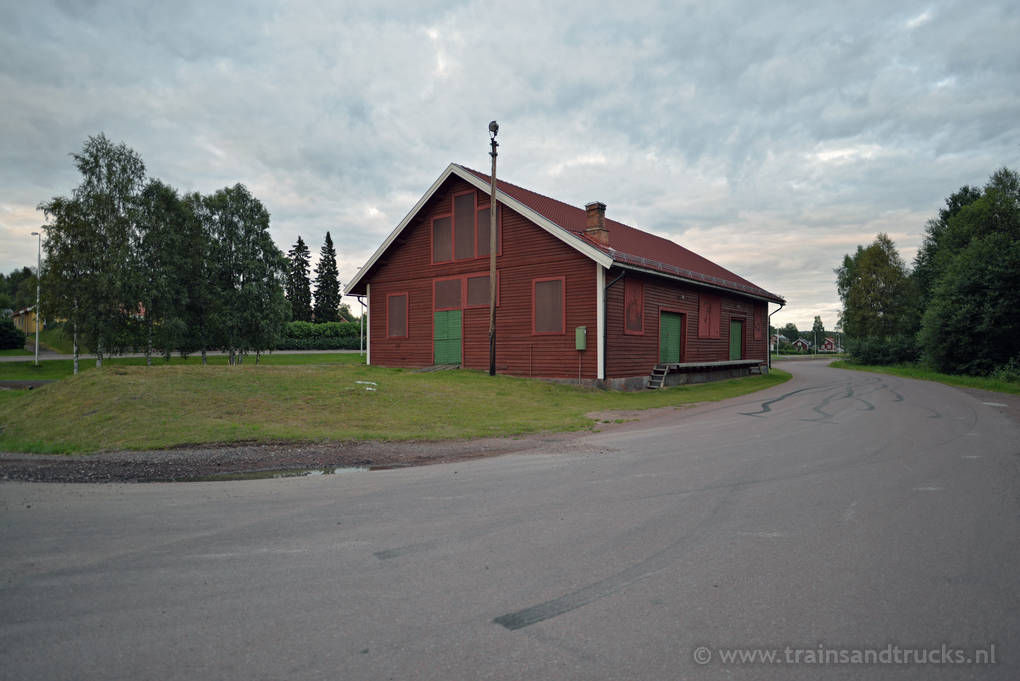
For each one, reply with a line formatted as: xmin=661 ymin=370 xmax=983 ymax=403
xmin=38 ymin=196 xmax=89 ymax=374
xmin=66 ymin=134 xmax=146 ymax=366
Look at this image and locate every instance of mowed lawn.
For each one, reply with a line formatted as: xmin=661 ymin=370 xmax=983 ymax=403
xmin=0 ymin=355 xmax=791 ymax=453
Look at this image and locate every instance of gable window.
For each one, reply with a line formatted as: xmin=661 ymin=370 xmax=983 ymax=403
xmin=432 ymin=216 xmax=452 ymax=263
xmin=624 ymin=279 xmax=643 ymax=334
xmin=454 ymin=192 xmax=476 ymax=260
xmin=698 ymin=294 xmax=721 ymax=338
xmin=432 ymin=193 xmax=502 ymax=264
xmin=476 ymin=204 xmax=501 ymax=257
xmin=533 ymin=277 xmax=564 ymax=334
xmin=387 ymin=293 xmax=408 ymax=338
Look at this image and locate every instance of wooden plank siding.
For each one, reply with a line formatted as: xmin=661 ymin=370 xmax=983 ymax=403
xmin=605 ymin=271 xmax=768 ymax=378
xmin=367 ymin=176 xmax=599 ymax=379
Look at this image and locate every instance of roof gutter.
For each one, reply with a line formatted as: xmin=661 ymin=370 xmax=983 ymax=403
xmin=767 ymin=300 xmax=785 ymax=369
xmin=611 ymin=262 xmax=784 ymax=305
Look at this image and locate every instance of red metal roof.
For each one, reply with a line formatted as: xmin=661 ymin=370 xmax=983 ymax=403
xmin=458 ymin=165 xmax=783 ymax=303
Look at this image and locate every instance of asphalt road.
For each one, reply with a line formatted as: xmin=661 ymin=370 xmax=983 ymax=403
xmin=2 ymin=361 xmax=1017 ymax=680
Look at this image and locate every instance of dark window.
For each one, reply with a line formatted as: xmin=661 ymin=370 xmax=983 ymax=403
xmin=434 ymin=279 xmax=461 ymax=310
xmin=387 ymin=294 xmax=407 ymax=338
xmin=454 ymin=193 xmax=475 ymax=260
xmin=698 ymin=294 xmax=721 ymax=338
xmin=432 ymin=216 xmax=452 ymax=263
xmin=624 ymin=279 xmax=643 ymax=334
xmin=466 ymin=275 xmax=490 ymax=307
xmin=476 ymin=205 xmax=500 ymax=257
xmin=534 ymin=278 xmax=564 ymax=334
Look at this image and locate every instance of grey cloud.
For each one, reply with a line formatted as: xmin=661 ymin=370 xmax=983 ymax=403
xmin=2 ymin=0 xmax=1018 ymax=329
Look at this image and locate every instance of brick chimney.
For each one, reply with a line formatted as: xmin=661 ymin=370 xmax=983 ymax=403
xmin=584 ymin=201 xmax=609 ymax=246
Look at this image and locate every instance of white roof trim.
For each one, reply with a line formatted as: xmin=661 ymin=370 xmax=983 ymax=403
xmin=345 ymin=164 xmax=612 ymax=295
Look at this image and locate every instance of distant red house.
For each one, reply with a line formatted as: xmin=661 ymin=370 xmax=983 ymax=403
xmin=345 ymin=164 xmax=784 ymax=388
xmin=821 ymin=337 xmax=836 ymax=351
xmin=791 ymin=338 xmax=811 ymax=351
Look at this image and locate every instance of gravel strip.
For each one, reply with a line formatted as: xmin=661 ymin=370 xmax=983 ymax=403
xmin=0 ymin=435 xmax=585 ymax=483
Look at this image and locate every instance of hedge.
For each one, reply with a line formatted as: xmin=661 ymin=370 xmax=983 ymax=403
xmin=847 ymin=334 xmax=920 ymax=365
xmin=275 ymin=321 xmax=364 ymax=350
xmin=0 ymin=318 xmax=27 ymax=350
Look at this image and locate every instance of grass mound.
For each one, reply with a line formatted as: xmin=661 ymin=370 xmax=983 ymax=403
xmin=0 ymin=363 xmax=790 ymax=454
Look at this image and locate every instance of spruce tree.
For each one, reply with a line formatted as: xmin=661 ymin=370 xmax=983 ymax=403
xmin=313 ymin=231 xmax=340 ymax=323
xmin=286 ymin=236 xmax=312 ymax=322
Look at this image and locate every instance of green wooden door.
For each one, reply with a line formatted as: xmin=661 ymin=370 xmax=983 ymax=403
xmin=434 ymin=310 xmax=462 ymax=364
xmin=659 ymin=312 xmax=682 ymax=363
xmin=729 ymin=319 xmax=743 ymax=360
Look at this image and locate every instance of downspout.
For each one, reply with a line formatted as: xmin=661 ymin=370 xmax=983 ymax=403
xmin=356 ymin=295 xmax=367 ymax=361
xmin=603 ymin=268 xmax=626 ymax=381
xmin=768 ymin=301 xmax=785 ymax=370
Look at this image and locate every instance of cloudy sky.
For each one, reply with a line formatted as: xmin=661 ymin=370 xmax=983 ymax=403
xmin=2 ymin=0 xmax=1018 ymax=329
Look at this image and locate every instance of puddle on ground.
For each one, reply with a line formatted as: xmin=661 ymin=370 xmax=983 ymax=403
xmin=190 ymin=466 xmax=370 ymax=482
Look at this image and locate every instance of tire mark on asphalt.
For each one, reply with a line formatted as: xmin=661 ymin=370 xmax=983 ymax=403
xmin=739 ymin=387 xmax=819 ymax=417
xmin=374 ymin=540 xmax=438 ymax=560
xmin=801 ymin=385 xmax=847 ymax=422
xmin=847 ymin=385 xmax=875 ymax=411
xmin=493 ymin=487 xmax=735 ymax=631
xmin=881 ymin=383 xmax=905 ymax=402
xmin=879 ymin=380 xmax=941 ymax=419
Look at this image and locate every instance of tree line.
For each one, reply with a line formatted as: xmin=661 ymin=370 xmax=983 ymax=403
xmin=0 ymin=267 xmax=38 ymax=313
xmin=37 ymin=133 xmax=344 ymax=373
xmin=836 ymin=168 xmax=1019 ymax=378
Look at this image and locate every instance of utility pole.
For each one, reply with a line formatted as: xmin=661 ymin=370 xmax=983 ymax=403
xmin=488 ymin=120 xmax=499 ymax=376
xmin=30 ymin=231 xmax=41 ymax=366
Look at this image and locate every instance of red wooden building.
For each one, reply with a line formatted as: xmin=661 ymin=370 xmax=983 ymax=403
xmin=345 ymin=164 xmax=784 ymax=389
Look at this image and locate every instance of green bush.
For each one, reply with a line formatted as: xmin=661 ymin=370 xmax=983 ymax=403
xmin=0 ymin=318 xmax=26 ymax=350
xmin=991 ymin=357 xmax=1020 ymax=383
xmin=847 ymin=335 xmax=919 ymax=365
xmin=917 ymin=234 xmax=1020 ymax=375
xmin=276 ymin=321 xmax=363 ymax=350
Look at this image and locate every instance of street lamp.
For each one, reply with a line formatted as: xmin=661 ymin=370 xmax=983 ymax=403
xmin=30 ymin=231 xmax=41 ymax=366
xmin=488 ymin=120 xmax=499 ymax=376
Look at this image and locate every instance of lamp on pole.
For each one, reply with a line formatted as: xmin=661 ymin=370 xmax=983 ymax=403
xmin=488 ymin=120 xmax=499 ymax=376
xmin=30 ymin=231 xmax=41 ymax=366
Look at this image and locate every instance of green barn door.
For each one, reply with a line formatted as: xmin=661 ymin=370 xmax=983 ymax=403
xmin=659 ymin=312 xmax=683 ymax=363
xmin=729 ymin=319 xmax=743 ymax=360
xmin=434 ymin=310 xmax=462 ymax=365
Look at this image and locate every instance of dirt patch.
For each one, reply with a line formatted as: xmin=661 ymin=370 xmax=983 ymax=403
xmin=0 ymin=422 xmax=640 ymax=484
xmin=0 ymin=404 xmax=697 ymax=484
